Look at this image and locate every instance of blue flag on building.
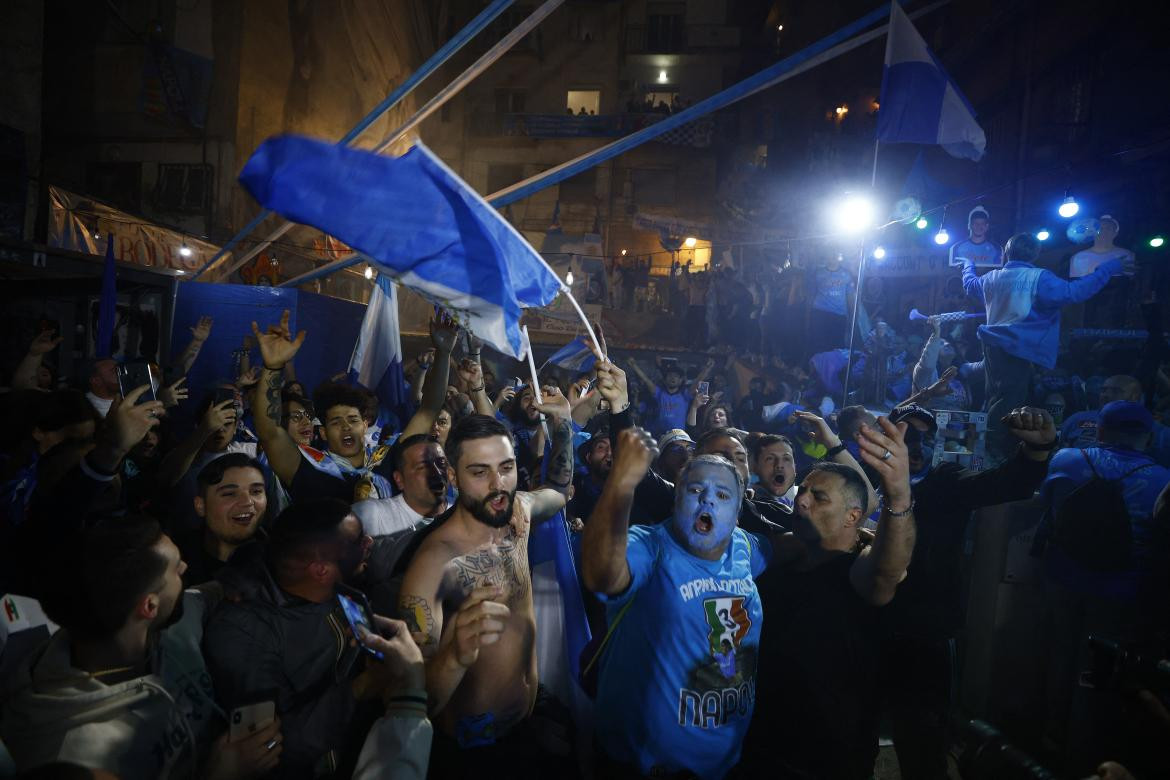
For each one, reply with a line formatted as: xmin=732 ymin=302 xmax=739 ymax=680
xmin=239 ymin=135 xmax=565 ymax=358
xmin=349 ymin=271 xmax=407 ymax=410
xmin=546 ymin=336 xmax=597 ymax=374
xmin=876 ymin=2 xmax=986 ymax=161
xmin=96 ymin=233 xmax=117 ymax=358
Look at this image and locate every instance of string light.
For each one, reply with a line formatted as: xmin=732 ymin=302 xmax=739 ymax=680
xmin=1151 ymin=237 xmax=1165 ymax=248
xmin=934 ymin=226 xmax=950 ymax=245
xmin=179 ymin=240 xmax=192 ymax=257
xmin=363 ymin=265 xmax=374 ymax=280
xmin=1036 ymin=230 xmax=1050 ymax=241
xmin=1058 ymin=193 xmax=1080 ymax=219
xmin=915 ymin=217 xmax=929 ymax=230
xmin=566 ymin=271 xmax=574 ymax=285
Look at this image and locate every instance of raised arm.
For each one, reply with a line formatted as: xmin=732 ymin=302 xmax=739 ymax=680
xmin=794 ymin=410 xmax=879 ymax=515
xmin=1036 ymin=259 xmax=1126 ymax=307
xmin=849 ymin=417 xmax=916 ymax=606
xmin=582 ymin=427 xmax=658 ymax=595
xmin=531 ymin=386 xmax=574 ymax=508
xmin=694 ymin=356 xmax=717 ymax=387
xmin=402 ymin=316 xmax=457 ymax=438
xmin=399 ymin=550 xmax=509 ymax=716
xmin=912 ymin=318 xmax=943 ymax=391
xmin=12 ymin=330 xmax=63 ymax=390
xmin=456 ymin=342 xmax=494 ymax=417
xmin=174 ymin=315 xmax=213 ymax=376
xmin=156 ymin=399 xmax=238 ymax=487
xmin=250 ymin=309 xmax=306 ymax=486
xmin=626 ymin=357 xmax=659 ymax=395
xmin=961 ymin=260 xmax=983 ymax=300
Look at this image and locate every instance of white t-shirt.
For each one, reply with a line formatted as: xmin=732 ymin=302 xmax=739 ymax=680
xmin=352 ymin=493 xmax=435 ymax=537
xmin=1069 ymin=246 xmax=1133 ymax=278
xmin=86 ymin=391 xmax=114 ymax=418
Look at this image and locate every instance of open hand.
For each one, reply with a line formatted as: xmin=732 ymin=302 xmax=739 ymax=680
xmin=855 ymin=417 xmax=911 ymax=506
xmin=189 ymin=315 xmax=213 ymax=343
xmin=200 ymin=399 xmax=237 ymax=437
xmin=28 ymin=329 xmax=63 ymax=356
xmin=252 ymin=310 xmax=304 ymax=370
xmin=159 ymin=376 xmax=188 ymax=408
xmin=430 ymin=311 xmax=459 ymax=353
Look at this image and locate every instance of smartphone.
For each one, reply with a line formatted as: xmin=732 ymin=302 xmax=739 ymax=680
xmin=337 ymin=585 xmax=383 ymax=659
xmin=117 ymin=363 xmax=158 ymax=404
xmin=583 ymin=377 xmax=598 ymax=392
xmin=697 ymin=381 xmax=710 ymax=396
xmin=213 ymin=387 xmax=237 ymax=407
xmin=229 ymin=700 xmax=275 ymax=742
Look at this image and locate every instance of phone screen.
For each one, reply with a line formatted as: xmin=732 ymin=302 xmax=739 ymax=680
xmin=337 ymin=590 xmax=383 ymax=659
xmin=697 ymin=381 xmax=710 ymax=396
xmin=213 ymin=387 xmax=237 ymax=407
xmin=117 ymin=363 xmax=157 ymax=404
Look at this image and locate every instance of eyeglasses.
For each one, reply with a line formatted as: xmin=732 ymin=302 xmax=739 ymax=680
xmin=286 ymin=411 xmax=312 ymax=423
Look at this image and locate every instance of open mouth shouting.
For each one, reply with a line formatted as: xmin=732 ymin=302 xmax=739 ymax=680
xmin=340 ymin=434 xmax=357 ymax=450
xmin=694 ymin=511 xmax=715 ymax=535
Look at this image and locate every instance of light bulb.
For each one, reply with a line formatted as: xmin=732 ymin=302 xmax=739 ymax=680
xmin=915 ymin=217 xmax=928 ymax=230
xmin=566 ymin=271 xmax=574 ymax=285
xmin=658 ymin=70 xmax=668 ymax=83
xmin=179 ymin=241 xmax=192 ymax=257
xmin=684 ymin=237 xmax=697 ymax=248
xmin=934 ymin=228 xmax=950 ymax=245
xmin=831 ymin=195 xmax=875 ymax=234
xmin=364 ymin=266 xmax=374 ymax=280
xmin=620 ymin=249 xmax=627 ymax=256
xmin=1151 ymin=237 xmax=1165 ymax=248
xmin=873 ymin=246 xmax=886 ymax=260
xmin=1058 ymin=195 xmax=1080 ymax=219
xmin=1036 ymin=230 xmax=1050 ymax=241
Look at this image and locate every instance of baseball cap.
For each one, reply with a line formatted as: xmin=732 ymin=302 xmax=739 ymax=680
xmin=889 ymin=403 xmax=939 ymax=436
xmin=659 ymin=429 xmax=695 ymax=451
xmin=1099 ymin=400 xmax=1153 ymax=433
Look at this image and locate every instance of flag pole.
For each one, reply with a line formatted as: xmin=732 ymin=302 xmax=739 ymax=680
xmin=558 ymin=285 xmax=608 ymax=362
xmin=521 ymin=325 xmax=552 ymax=442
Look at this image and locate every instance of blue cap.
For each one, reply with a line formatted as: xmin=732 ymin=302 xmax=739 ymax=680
xmin=1099 ymin=401 xmax=1153 ymax=433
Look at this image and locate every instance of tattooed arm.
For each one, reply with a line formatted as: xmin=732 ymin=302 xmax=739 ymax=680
xmin=399 ymin=550 xmax=510 ymax=716
xmin=251 ymin=310 xmax=306 ymax=485
xmin=531 ymin=387 xmax=574 ymax=506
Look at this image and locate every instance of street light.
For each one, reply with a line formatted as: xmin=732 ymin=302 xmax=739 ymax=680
xmin=873 ymin=246 xmax=887 ymax=260
xmin=831 ymin=194 xmax=876 ymax=235
xmin=684 ymin=237 xmax=697 ymax=248
xmin=1058 ymin=194 xmax=1080 ymax=219
xmin=1036 ymin=230 xmax=1050 ymax=241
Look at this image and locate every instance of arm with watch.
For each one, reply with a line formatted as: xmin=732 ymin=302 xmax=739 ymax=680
xmin=795 ymin=410 xmax=880 ymax=515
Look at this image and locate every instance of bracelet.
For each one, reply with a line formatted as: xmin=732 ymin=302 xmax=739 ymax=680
xmin=1023 ymin=439 xmax=1059 ymax=452
xmin=469 ymin=385 xmax=485 ymax=392
xmin=263 ymin=364 xmax=284 ymax=372
xmin=881 ymin=499 xmax=915 ymax=518
xmin=825 ymin=443 xmax=848 ymax=458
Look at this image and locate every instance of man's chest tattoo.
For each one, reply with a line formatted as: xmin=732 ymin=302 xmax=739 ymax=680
xmin=453 ymin=527 xmax=528 ymax=600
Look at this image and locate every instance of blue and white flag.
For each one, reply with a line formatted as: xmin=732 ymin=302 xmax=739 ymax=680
xmin=239 ymin=135 xmax=565 ymax=358
xmin=546 ymin=336 xmax=597 ymax=374
xmin=876 ymin=2 xmax=986 ymax=161
xmin=349 ymin=271 xmax=407 ymax=410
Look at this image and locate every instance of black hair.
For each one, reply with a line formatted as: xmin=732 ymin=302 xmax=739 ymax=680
xmin=40 ymin=515 xmax=168 ymax=640
xmin=806 ymin=462 xmax=868 ymax=513
xmin=1004 ymin=233 xmax=1041 ymax=263
xmin=837 ymin=405 xmax=875 ymax=440
xmin=749 ymin=433 xmax=795 ymax=462
xmin=34 ymin=389 xmax=98 ymax=433
xmin=196 ymin=452 xmax=266 ymax=494
xmin=578 ymin=428 xmax=611 ymax=460
xmin=281 ymin=391 xmax=314 ymax=417
xmin=391 ymin=433 xmax=438 ymax=473
xmin=266 ymin=498 xmax=354 ymax=579
xmin=312 ymin=383 xmax=370 ymax=423
xmin=445 ymin=413 xmax=511 ymax=468
xmin=695 ymin=426 xmax=745 ymax=450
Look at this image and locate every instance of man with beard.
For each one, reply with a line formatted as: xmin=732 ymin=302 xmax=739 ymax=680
xmin=568 ymin=429 xmax=612 ymax=522
xmin=3 ymin=516 xmax=282 ymax=779
xmin=177 ymin=453 xmax=268 ymax=587
xmin=750 ymin=434 xmax=798 ymax=511
xmin=500 ymin=383 xmax=545 ymax=489
xmin=353 ymin=434 xmax=449 ymax=537
xmin=203 ymin=498 xmax=396 ymax=778
xmin=876 ymin=402 xmax=1055 ymax=779
xmin=395 ymin=408 xmax=574 ymax=776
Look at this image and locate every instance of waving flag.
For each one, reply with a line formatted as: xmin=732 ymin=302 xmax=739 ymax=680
xmin=239 ymin=136 xmax=564 ymax=358
xmin=349 ymin=271 xmax=407 ymax=410
xmin=876 ymin=2 xmax=986 ymax=161
xmin=546 ymin=336 xmax=597 ymax=373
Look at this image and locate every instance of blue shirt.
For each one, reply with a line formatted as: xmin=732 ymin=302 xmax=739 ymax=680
xmin=652 ymin=387 xmax=692 ymax=436
xmin=949 ymin=238 xmax=1002 ymax=268
xmin=812 ymin=268 xmax=854 ymax=316
xmin=595 ymin=524 xmax=771 ymax=780
xmin=963 ymin=259 xmax=1121 ymax=368
xmin=1060 ymin=411 xmax=1170 ymax=468
xmin=1042 ymin=445 xmax=1170 ymax=594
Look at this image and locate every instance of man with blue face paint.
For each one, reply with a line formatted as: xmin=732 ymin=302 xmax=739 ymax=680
xmin=582 ymin=429 xmax=770 ymax=779
xmin=875 ymin=402 xmax=1056 ymax=780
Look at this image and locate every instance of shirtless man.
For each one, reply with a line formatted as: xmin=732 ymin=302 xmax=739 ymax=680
xmin=396 ymin=403 xmax=573 ymax=772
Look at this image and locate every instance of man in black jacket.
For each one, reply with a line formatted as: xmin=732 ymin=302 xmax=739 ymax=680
xmin=880 ymin=403 xmax=1056 ymax=780
xmin=203 ymin=498 xmax=394 ymax=779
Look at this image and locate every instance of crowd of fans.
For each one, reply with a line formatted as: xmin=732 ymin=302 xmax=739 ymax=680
xmin=0 ymin=220 xmax=1168 ymax=780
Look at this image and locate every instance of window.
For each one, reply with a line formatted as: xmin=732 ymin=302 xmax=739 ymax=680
xmin=494 ymin=88 xmax=526 ymax=114
xmin=559 ymin=168 xmax=597 ymax=204
xmin=631 ymin=168 xmax=677 ymax=206
xmin=489 ymin=5 xmax=536 ymax=52
xmin=646 ymin=2 xmax=685 ymax=53
xmin=566 ymin=90 xmax=600 ymax=116
xmin=486 ymin=163 xmax=523 ymax=195
xmin=155 ymin=163 xmax=212 ymax=213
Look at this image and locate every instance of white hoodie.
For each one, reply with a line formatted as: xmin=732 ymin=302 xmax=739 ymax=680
xmin=1 ymin=591 xmax=219 ymax=779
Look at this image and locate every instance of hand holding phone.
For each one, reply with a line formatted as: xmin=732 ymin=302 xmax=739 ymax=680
xmin=337 ymin=585 xmax=383 ymax=659
xmin=229 ymin=701 xmax=275 ymax=743
xmin=697 ymin=381 xmax=710 ymax=397
xmin=117 ymin=363 xmax=158 ymax=405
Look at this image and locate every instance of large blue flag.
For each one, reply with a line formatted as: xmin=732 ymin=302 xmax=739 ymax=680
xmin=876 ymin=2 xmax=986 ymax=161
xmin=546 ymin=336 xmax=597 ymax=374
xmin=349 ymin=271 xmax=408 ymax=411
xmin=96 ymin=233 xmax=117 ymax=358
xmin=239 ymin=136 xmax=565 ymax=358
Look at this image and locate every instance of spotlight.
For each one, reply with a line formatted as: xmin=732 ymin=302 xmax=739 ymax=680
xmin=915 ymin=217 xmax=929 ymax=230
xmin=658 ymin=70 xmax=668 ymax=83
xmin=1036 ymin=230 xmax=1050 ymax=241
xmin=873 ymin=246 xmax=886 ymax=260
xmin=1058 ymin=195 xmax=1080 ymax=219
xmin=684 ymin=237 xmax=697 ymax=248
xmin=364 ymin=266 xmax=374 ymax=280
xmin=831 ymin=194 xmax=876 ymax=235
xmin=1151 ymin=237 xmax=1165 ymax=248
xmin=566 ymin=271 xmax=575 ymax=285
xmin=934 ymin=227 xmax=950 ymax=245
xmin=179 ymin=240 xmax=192 ymax=257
